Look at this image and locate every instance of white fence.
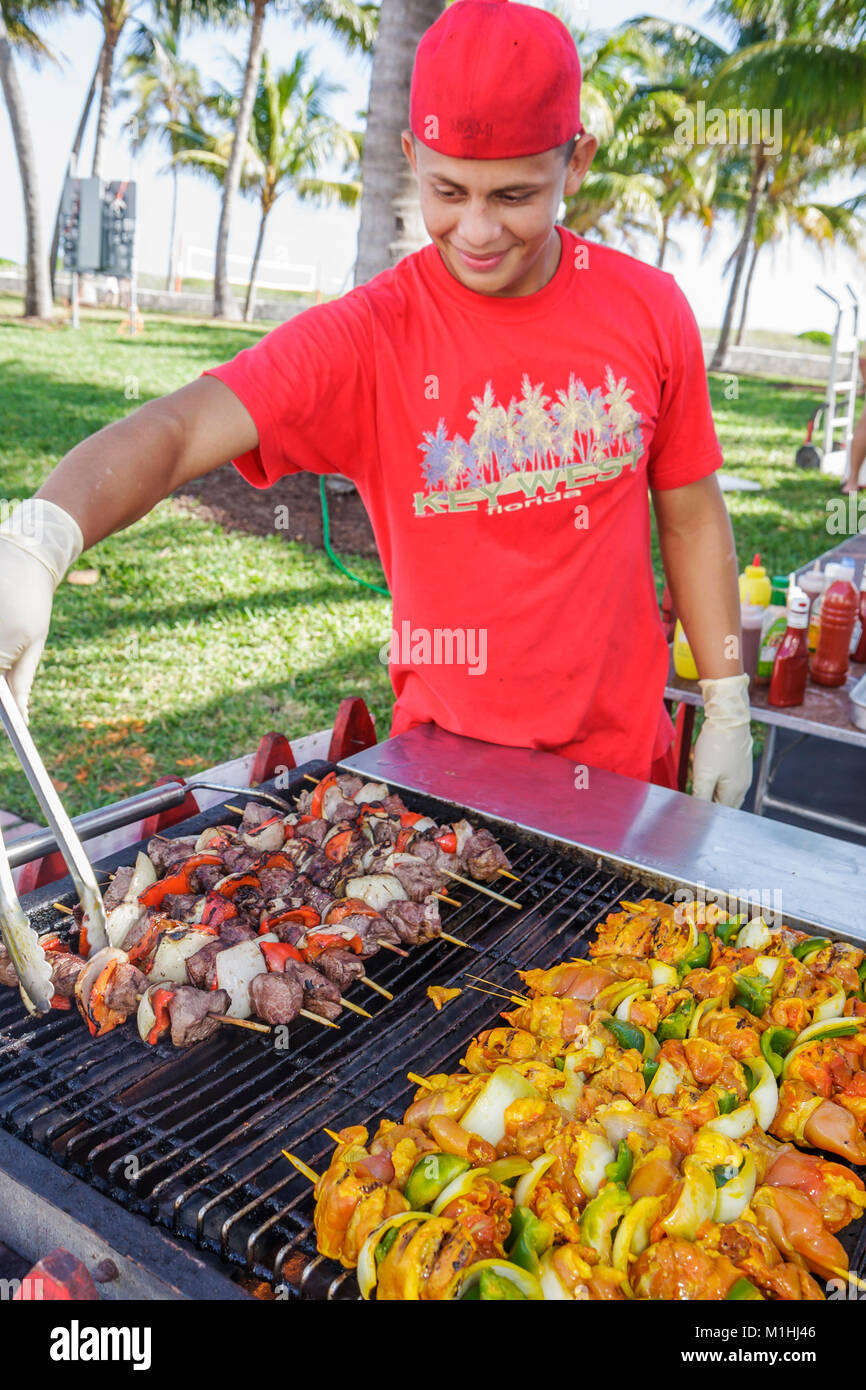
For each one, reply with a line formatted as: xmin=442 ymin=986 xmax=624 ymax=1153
xmin=183 ymin=245 xmax=318 ymax=293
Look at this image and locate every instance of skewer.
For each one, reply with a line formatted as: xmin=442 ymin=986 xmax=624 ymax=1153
xmin=282 ymin=1150 xmax=321 ymax=1184
xmin=465 ymin=982 xmax=527 ymax=1008
xmin=407 ymin=1071 xmax=434 ymax=1090
xmin=339 ymin=997 xmax=372 ymax=1019
xmin=434 ymin=892 xmax=462 ymax=907
xmin=224 ymin=804 xmax=245 ymax=816
xmin=498 ymin=870 xmax=521 ymax=882
xmin=439 ymin=932 xmax=471 ymax=948
xmin=323 ymin=1127 xmax=342 ymax=1143
xmin=440 ymin=870 xmax=521 ymax=909
xmin=360 ymin=975 xmax=393 ymax=1000
xmin=303 ymin=775 xmax=320 ymax=785
xmin=828 ymin=1265 xmax=866 ymax=1293
xmin=465 ymin=973 xmax=529 ymax=1005
xmin=213 ymin=1014 xmax=271 ymax=1034
xmin=52 ymin=902 xmax=74 ymax=915
xmin=300 ymin=1009 xmax=340 ymax=1029
xmin=377 ymin=939 xmax=408 ymax=957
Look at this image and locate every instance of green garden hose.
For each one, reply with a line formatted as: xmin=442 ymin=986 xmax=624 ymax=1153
xmin=319 ymin=475 xmax=390 ymax=598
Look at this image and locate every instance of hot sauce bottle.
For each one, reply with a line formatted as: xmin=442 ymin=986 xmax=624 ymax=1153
xmin=768 ymin=589 xmax=810 ymax=708
xmin=810 ymin=570 xmax=859 ymax=687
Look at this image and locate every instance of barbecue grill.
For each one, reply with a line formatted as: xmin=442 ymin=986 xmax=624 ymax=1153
xmin=2 ymin=725 xmax=865 ymax=1299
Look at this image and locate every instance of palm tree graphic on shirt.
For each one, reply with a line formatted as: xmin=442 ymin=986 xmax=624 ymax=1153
xmin=418 ymin=365 xmax=644 ymax=492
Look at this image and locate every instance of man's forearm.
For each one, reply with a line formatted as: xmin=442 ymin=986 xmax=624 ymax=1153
xmin=655 ymin=480 xmax=743 ymax=680
xmin=35 ymin=377 xmax=258 ymax=552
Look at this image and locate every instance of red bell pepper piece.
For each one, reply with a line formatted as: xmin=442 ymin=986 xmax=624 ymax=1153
xmin=83 ymin=958 xmax=124 ymax=1038
xmin=261 ymin=941 xmax=304 ymax=972
xmin=395 ymin=827 xmax=416 ymax=853
xmin=259 ymin=905 xmax=320 ymax=934
xmin=399 ymin=813 xmax=423 ymax=827
xmin=50 ymin=994 xmax=72 ymax=1011
xmin=78 ymin=923 xmax=90 ymax=958
xmin=310 ymin=771 xmax=337 ymax=819
xmin=324 ymin=829 xmax=355 ymax=862
xmin=126 ymin=916 xmax=169 ymax=970
xmin=436 ymin=831 xmax=457 ymax=854
xmin=325 ymin=898 xmax=382 ymax=923
xmin=304 ymin=931 xmax=363 ymax=960
xmin=146 ymin=986 xmax=175 ymax=1046
xmin=214 ymin=871 xmax=261 ymax=900
xmin=200 ymin=892 xmax=238 ymax=929
xmin=260 ymin=851 xmax=297 ymax=873
xmin=138 ymin=852 xmax=224 ymax=909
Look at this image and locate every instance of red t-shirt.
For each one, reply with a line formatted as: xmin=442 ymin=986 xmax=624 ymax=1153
xmin=205 ymin=225 xmax=722 ymax=782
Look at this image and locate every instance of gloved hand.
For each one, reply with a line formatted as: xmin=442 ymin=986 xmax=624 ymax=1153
xmin=0 ymin=500 xmax=83 ymax=721
xmin=692 ymin=672 xmax=753 ymax=809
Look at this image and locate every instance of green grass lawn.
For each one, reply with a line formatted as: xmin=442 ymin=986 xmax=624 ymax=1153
xmin=0 ymin=300 xmax=846 ymax=820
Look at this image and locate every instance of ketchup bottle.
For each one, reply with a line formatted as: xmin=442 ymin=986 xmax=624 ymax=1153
xmin=851 ymin=569 xmax=866 ymax=664
xmin=768 ymin=590 xmax=810 ymax=708
xmin=810 ymin=571 xmax=859 ymax=686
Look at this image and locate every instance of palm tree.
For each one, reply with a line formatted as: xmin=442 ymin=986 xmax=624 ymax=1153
xmin=353 ymin=0 xmax=442 ymax=286
xmin=0 ymin=1 xmax=68 ymax=317
xmin=121 ymin=21 xmax=203 ymax=288
xmin=212 ymin=0 xmax=375 ymax=319
xmin=702 ymin=0 xmax=866 ymax=369
xmin=176 ymin=50 xmax=359 ymax=319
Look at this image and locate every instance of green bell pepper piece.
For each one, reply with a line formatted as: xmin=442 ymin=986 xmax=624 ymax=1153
xmin=715 ymin=916 xmax=746 ymax=946
xmin=553 ymin=1056 xmax=565 ymax=1071
xmin=717 ymin=1089 xmax=738 ymax=1115
xmin=792 ymin=937 xmax=830 ymax=963
xmin=605 ymin=1140 xmax=634 ymax=1187
xmin=727 ymin=1277 xmax=764 ymax=1301
xmin=732 ymin=968 xmax=773 ymax=1018
xmin=681 ymin=931 xmax=711 ymax=972
xmin=375 ymin=1225 xmax=401 ymax=1266
xmin=603 ymin=1017 xmax=644 ymax=1053
xmin=858 ymin=960 xmax=866 ymax=1002
xmin=507 ymin=1205 xmax=553 ymax=1276
xmin=579 ymin=1183 xmax=632 ymax=1260
xmin=656 ymin=996 xmax=695 ymax=1042
xmin=760 ymin=1025 xmax=797 ymax=1078
xmin=404 ymin=1152 xmax=470 ymax=1209
xmin=478 ymin=1270 xmax=526 ymax=1300
xmin=643 ymin=1058 xmax=660 ymax=1087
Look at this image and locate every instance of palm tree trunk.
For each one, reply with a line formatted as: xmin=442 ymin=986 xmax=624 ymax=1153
xmin=213 ymin=0 xmax=267 ymax=319
xmin=735 ymin=240 xmax=760 ymax=346
xmin=656 ymin=216 xmax=669 ymax=269
xmin=0 ymin=17 xmax=52 ymax=318
xmin=244 ymin=207 xmax=269 ymax=322
xmin=92 ymin=29 xmax=119 ymax=180
xmin=49 ymin=51 xmax=101 ymax=296
xmin=166 ymin=164 xmax=180 ymax=291
xmin=354 ymin=0 xmax=445 ymax=286
xmin=709 ymin=146 xmax=767 ymax=373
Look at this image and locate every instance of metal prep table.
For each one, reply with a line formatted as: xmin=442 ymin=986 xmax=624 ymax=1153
xmin=665 ymin=532 xmax=866 ymax=838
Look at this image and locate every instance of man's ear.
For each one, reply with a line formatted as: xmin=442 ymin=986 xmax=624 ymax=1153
xmin=401 ymin=130 xmax=418 ymax=172
xmin=563 ymin=132 xmax=597 ymax=197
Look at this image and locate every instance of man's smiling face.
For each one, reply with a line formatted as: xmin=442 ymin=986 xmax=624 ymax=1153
xmin=402 ymin=132 xmax=597 ymax=298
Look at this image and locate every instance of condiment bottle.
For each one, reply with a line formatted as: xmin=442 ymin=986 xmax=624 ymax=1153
xmin=673 ymin=619 xmax=699 ymax=680
xmin=755 ymin=577 xmax=789 ymax=685
xmin=850 ymin=569 xmax=866 ymax=663
xmin=808 ymin=562 xmax=843 ymax=652
xmin=741 ymin=603 xmax=765 ymax=691
xmin=738 ymin=553 xmax=771 ymax=607
xmin=810 ymin=569 xmax=859 ymax=686
xmin=768 ymin=590 xmax=811 ymax=708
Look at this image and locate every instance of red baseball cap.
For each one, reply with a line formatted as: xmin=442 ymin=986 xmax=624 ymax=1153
xmin=410 ymin=0 xmax=583 ymax=160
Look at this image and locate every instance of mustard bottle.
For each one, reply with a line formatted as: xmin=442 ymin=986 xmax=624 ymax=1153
xmin=673 ymin=620 xmax=699 ymax=680
xmin=738 ymin=553 xmax=772 ymax=607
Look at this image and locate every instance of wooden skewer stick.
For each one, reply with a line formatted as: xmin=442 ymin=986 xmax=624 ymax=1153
xmin=339 ymin=996 xmax=372 ymax=1019
xmin=360 ymin=975 xmax=393 ymax=1000
xmin=282 ymin=1150 xmax=321 ymax=1184
xmin=465 ymin=982 xmax=528 ymax=1008
xmin=407 ymin=1071 xmax=434 ymax=1090
xmin=439 ymin=932 xmax=471 ymax=949
xmin=377 ymin=939 xmax=408 ymax=957
xmin=498 ymin=870 xmax=521 ymax=882
xmin=323 ymin=1127 xmax=342 ymax=1143
xmin=440 ymin=870 xmax=521 ymax=910
xmin=300 ymin=1008 xmax=340 ymax=1029
xmin=225 ymin=804 xmax=245 ymax=816
xmin=434 ymin=892 xmax=462 ymax=907
xmin=303 ymin=774 xmax=320 ymax=785
xmin=52 ymin=902 xmax=75 ymax=915
xmin=828 ymin=1265 xmax=866 ymax=1294
xmin=213 ymin=1014 xmax=271 ymax=1034
xmin=465 ymin=973 xmax=530 ymax=1004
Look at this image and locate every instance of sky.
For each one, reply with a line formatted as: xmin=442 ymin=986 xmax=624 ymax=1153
xmin=1 ymin=0 xmax=863 ymax=332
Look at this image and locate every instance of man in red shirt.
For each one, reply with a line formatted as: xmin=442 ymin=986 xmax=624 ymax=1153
xmin=0 ymin=0 xmax=752 ymax=805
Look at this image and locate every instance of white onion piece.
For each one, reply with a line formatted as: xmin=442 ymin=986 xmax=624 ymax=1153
xmin=149 ymin=928 xmax=217 ymax=985
xmin=214 ymin=938 xmax=269 ymax=1018
xmin=345 ymin=874 xmax=407 ymax=911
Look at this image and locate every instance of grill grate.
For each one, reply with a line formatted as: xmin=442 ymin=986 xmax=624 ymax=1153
xmin=1 ymin=763 xmax=863 ymax=1298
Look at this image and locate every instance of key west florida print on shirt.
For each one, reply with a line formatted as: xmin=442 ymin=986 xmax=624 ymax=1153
xmin=413 ymin=367 xmax=643 ymax=517
xmin=207 ymin=228 xmax=723 ymax=782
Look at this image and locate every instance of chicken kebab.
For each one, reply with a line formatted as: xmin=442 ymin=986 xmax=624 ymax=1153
xmin=293 ymin=896 xmax=866 ymax=1299
xmin=0 ymin=773 xmax=515 ymax=1046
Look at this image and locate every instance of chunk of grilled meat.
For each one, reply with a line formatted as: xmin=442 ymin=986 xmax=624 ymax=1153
xmin=384 ymin=897 xmax=441 ymax=947
xmin=317 ymin=948 xmax=366 ymax=992
xmin=168 ymin=986 xmax=231 ymax=1047
xmin=249 ymin=970 xmax=304 ymax=1025
xmin=284 ymin=960 xmax=342 ymax=1021
xmin=186 ymin=939 xmax=230 ymax=991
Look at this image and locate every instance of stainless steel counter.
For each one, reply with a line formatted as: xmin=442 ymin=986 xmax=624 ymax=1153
xmin=341 ymin=724 xmax=866 ymax=942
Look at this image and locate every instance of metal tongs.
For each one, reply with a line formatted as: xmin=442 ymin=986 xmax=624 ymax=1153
xmin=0 ymin=677 xmax=107 ymax=1014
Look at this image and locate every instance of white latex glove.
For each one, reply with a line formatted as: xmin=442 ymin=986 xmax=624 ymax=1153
xmin=0 ymin=500 xmax=83 ymax=721
xmin=692 ymin=672 xmax=753 ymax=809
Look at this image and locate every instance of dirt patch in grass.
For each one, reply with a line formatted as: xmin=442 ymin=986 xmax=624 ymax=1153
xmin=174 ymin=465 xmax=380 ymax=559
